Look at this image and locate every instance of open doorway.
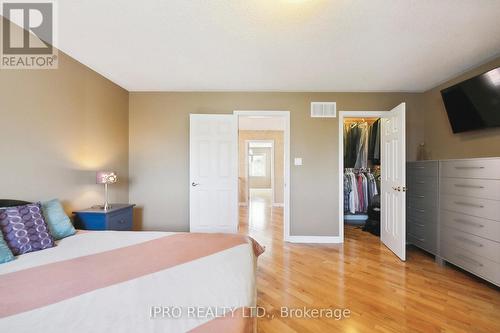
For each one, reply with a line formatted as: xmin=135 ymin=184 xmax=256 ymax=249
xmin=339 ymin=104 xmax=406 ymax=260
xmin=246 ymin=140 xmax=275 ymax=229
xmin=235 ymin=111 xmax=290 ymax=242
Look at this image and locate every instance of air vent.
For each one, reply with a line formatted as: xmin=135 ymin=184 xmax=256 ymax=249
xmin=311 ymin=102 xmax=336 ymax=118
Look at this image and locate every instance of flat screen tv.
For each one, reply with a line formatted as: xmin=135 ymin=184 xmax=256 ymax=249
xmin=440 ymin=67 xmax=500 ymax=133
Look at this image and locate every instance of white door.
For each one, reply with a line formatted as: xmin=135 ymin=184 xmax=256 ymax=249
xmin=189 ymin=114 xmax=238 ymax=233
xmin=381 ymin=103 xmax=406 ymax=260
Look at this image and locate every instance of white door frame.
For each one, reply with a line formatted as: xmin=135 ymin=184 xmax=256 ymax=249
xmin=338 ymin=110 xmax=386 ymax=243
xmin=234 ymin=110 xmax=291 ymax=241
xmin=245 ymin=140 xmax=275 ymax=206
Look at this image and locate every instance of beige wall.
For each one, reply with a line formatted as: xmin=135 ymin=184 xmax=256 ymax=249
xmin=0 ymin=46 xmax=129 ymax=215
xmin=422 ymin=56 xmax=500 ymax=160
xmin=129 ymin=92 xmax=424 ymax=236
xmin=238 ymin=131 xmax=284 ymax=204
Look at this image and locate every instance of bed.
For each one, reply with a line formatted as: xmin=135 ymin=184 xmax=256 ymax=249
xmin=0 ymin=200 xmax=263 ymax=333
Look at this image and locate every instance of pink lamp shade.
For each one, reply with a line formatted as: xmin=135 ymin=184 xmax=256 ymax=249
xmin=96 ymin=171 xmax=118 ymax=184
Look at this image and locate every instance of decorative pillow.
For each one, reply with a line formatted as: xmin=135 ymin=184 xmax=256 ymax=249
xmin=0 ymin=203 xmax=55 ymax=255
xmin=0 ymin=235 xmax=14 ymax=264
xmin=41 ymin=199 xmax=76 ymax=240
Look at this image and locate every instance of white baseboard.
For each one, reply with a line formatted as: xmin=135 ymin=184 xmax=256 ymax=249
xmin=272 ymin=203 xmax=284 ymax=207
xmin=238 ymin=202 xmax=248 ymax=207
xmin=285 ymin=235 xmax=342 ymax=244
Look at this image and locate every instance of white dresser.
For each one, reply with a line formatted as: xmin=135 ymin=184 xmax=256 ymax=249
xmin=439 ymin=158 xmax=500 ymax=286
xmin=407 ymin=157 xmax=500 ymax=287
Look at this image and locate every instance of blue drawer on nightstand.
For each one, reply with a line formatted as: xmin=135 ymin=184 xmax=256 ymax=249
xmin=107 ymin=209 xmax=133 ymax=230
xmin=73 ymin=204 xmax=135 ymax=231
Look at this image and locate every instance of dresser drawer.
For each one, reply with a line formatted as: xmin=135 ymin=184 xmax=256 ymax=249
xmin=440 ymin=194 xmax=500 ymax=221
xmin=440 ymin=178 xmax=500 ymax=201
xmin=440 ymin=158 xmax=500 ymax=180
xmin=441 ymin=226 xmax=500 ymax=263
xmin=407 ymin=176 xmax=438 ymax=195
xmin=408 ymin=215 xmax=437 ymax=238
xmin=407 ymin=192 xmax=438 ymax=210
xmin=407 ymin=218 xmax=426 ymax=238
xmin=407 ymin=226 xmax=437 ymax=254
xmin=440 ymin=210 xmax=500 ymax=243
xmin=407 ymin=206 xmax=437 ymax=224
xmin=407 ymin=161 xmax=438 ymax=177
xmin=107 ymin=209 xmax=133 ymax=231
xmin=441 ymin=244 xmax=500 ymax=286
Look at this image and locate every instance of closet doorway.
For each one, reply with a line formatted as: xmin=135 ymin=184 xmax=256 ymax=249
xmin=338 ymin=104 xmax=407 ymax=260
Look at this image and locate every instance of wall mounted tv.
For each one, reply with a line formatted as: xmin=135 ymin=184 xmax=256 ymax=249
xmin=440 ymin=67 xmax=500 ymax=133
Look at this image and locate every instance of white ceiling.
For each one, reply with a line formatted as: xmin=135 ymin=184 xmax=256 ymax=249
xmin=57 ymin=0 xmax=500 ymax=92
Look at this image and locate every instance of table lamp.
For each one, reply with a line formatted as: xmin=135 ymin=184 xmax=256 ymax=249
xmin=96 ymin=171 xmax=118 ymax=210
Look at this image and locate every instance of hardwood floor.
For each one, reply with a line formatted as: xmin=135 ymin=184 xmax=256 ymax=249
xmin=239 ymin=194 xmax=500 ymax=333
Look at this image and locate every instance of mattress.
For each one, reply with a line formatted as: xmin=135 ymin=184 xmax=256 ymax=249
xmin=0 ymin=230 xmax=263 ymax=333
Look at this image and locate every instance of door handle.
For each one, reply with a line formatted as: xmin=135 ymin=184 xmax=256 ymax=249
xmin=454 ymin=201 xmax=484 ymax=208
xmin=454 ymin=184 xmax=485 ymax=189
xmin=191 ymin=182 xmax=200 ymax=187
xmin=454 ymin=219 xmax=484 ymax=228
xmin=408 ymin=233 xmax=425 ymax=242
xmin=392 ymin=186 xmax=402 ymax=191
xmin=454 ymin=166 xmax=485 ymax=170
xmin=454 ymin=236 xmax=483 ymax=248
xmin=456 ymin=254 xmax=483 ymax=267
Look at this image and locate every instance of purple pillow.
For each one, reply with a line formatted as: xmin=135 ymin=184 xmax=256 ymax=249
xmin=0 ymin=203 xmax=55 ymax=255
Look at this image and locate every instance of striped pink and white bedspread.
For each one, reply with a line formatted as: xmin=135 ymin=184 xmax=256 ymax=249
xmin=0 ymin=231 xmax=263 ymax=333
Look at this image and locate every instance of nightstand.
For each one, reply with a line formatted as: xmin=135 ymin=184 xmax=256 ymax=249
xmin=73 ymin=204 xmax=135 ymax=231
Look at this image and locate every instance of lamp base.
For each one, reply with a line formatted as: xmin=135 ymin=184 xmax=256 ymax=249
xmin=98 ymin=203 xmax=113 ymax=211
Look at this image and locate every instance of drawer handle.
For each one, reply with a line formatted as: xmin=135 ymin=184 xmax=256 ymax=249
xmin=117 ymin=219 xmax=125 ymax=224
xmin=454 ymin=236 xmax=483 ymax=248
xmin=416 ymin=195 xmax=425 ymax=198
xmin=454 ymin=219 xmax=484 ymax=228
xmin=456 ymin=254 xmax=483 ymax=267
xmin=413 ymin=222 xmax=425 ymax=227
xmin=454 ymin=166 xmax=485 ymax=170
xmin=415 ymin=208 xmax=425 ymax=213
xmin=454 ymin=184 xmax=485 ymax=189
xmin=454 ymin=201 xmax=484 ymax=208
xmin=416 ymin=181 xmax=425 ymax=184
xmin=408 ymin=233 xmax=425 ymax=242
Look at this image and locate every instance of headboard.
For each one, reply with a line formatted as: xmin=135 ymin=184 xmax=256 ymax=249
xmin=0 ymin=199 xmax=31 ymax=207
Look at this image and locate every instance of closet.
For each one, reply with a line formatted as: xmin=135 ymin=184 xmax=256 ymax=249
xmin=343 ymin=118 xmax=381 ymax=235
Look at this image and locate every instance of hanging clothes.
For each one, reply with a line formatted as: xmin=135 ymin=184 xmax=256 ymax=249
xmin=372 ymin=119 xmax=381 ymax=165
xmin=344 ymin=169 xmax=378 ymax=215
xmin=354 ymin=124 xmax=368 ymax=169
xmin=368 ymin=119 xmax=380 ymax=164
xmin=366 ymin=172 xmax=378 ymax=202
xmin=344 ymin=121 xmax=369 ymax=168
xmin=344 ymin=123 xmax=359 ymax=168
xmin=362 ymin=173 xmax=369 ymax=211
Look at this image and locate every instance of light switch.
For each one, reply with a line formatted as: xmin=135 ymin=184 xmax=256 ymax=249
xmin=294 ymin=158 xmax=303 ymax=166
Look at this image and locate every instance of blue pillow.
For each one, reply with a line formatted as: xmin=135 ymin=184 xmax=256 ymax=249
xmin=41 ymin=199 xmax=76 ymax=240
xmin=0 ymin=233 xmax=15 ymax=264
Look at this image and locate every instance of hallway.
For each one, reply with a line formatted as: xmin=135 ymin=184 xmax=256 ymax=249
xmin=238 ymin=191 xmax=500 ymax=333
